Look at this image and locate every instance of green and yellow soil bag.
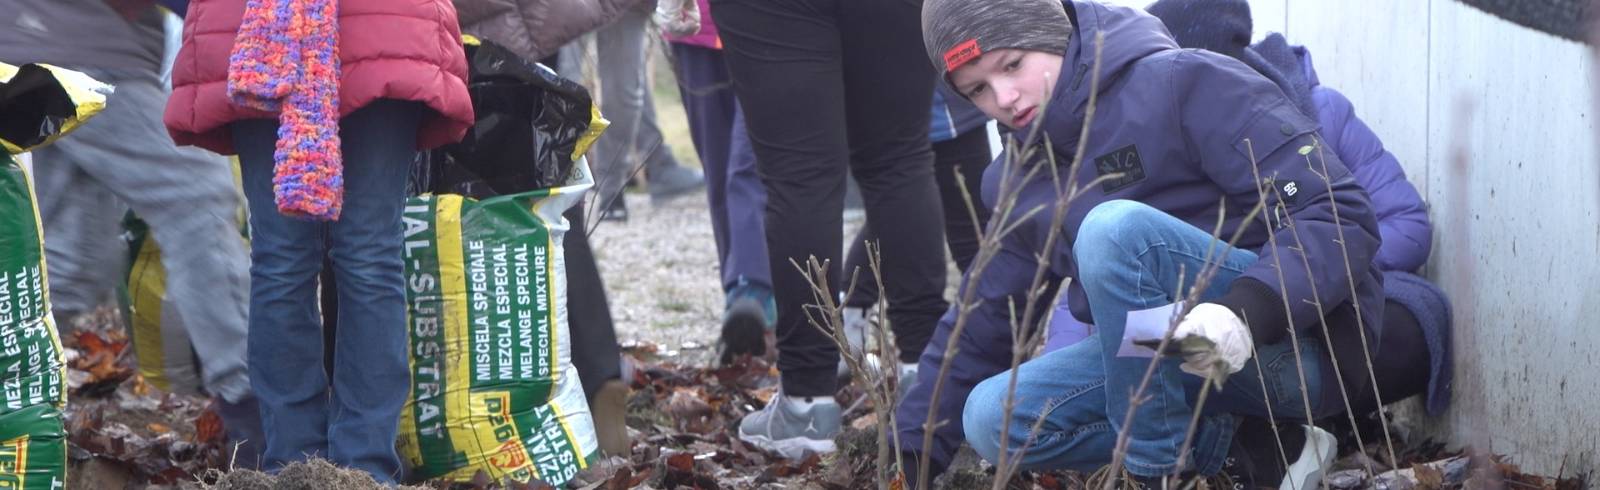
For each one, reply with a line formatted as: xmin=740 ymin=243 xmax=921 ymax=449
xmin=0 ymin=404 xmax=66 ymax=490
xmin=0 ymin=62 xmax=104 ymax=489
xmin=121 ymin=158 xmax=247 ymax=394
xmin=121 ymin=216 xmax=204 ymax=394
xmin=0 ymin=154 xmax=65 ymax=414
xmin=397 ymin=161 xmax=598 ymax=485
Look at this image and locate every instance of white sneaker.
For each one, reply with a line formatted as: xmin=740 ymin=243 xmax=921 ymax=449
xmin=896 ymin=361 xmax=919 ymax=399
xmin=1280 ymin=425 xmax=1337 ymax=490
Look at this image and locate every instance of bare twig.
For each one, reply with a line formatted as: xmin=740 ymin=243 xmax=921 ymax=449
xmin=583 ymin=135 xmax=662 ymax=237
xmin=1174 ymin=376 xmax=1217 ymax=476
xmin=1101 ymin=196 xmax=1262 ymax=487
xmin=1242 ymin=315 xmax=1296 ymax=488
xmin=793 ymin=237 xmax=923 ymax=489
xmin=991 ymin=33 xmax=1114 ymax=488
xmin=1243 ymin=140 xmax=1336 ymax=489
xmin=867 ymin=244 xmax=911 ymax=486
xmin=915 ymin=134 xmax=1052 ymax=489
xmin=1171 ymin=203 xmax=1252 ymax=475
xmin=1308 ymin=138 xmax=1399 ymax=467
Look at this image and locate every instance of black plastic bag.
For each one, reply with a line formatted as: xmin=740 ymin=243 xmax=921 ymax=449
xmin=420 ymin=40 xmax=596 ymax=198
xmin=1 ymin=64 xmax=82 ymax=153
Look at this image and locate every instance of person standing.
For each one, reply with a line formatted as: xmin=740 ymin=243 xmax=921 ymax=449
xmin=837 ymin=82 xmax=994 ymax=378
xmin=713 ymin=0 xmax=951 ymax=458
xmin=589 ymin=4 xmax=706 ymax=221
xmin=164 ymin=0 xmax=474 ymax=481
xmin=0 ymin=0 xmax=262 ymax=467
xmin=662 ymin=0 xmax=778 ymax=363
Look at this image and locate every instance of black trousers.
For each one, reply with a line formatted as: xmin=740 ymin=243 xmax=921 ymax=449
xmin=562 ymin=205 xmax=623 ymax=400
xmin=844 ymin=128 xmax=993 ymax=311
xmin=1346 ymin=299 xmax=1430 ymax=414
xmin=713 ymin=0 xmax=949 ymax=396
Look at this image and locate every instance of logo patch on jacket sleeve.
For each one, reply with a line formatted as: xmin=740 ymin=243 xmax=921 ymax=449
xmin=1281 ymin=180 xmax=1300 ymax=203
xmin=1093 ymin=144 xmax=1147 ymax=193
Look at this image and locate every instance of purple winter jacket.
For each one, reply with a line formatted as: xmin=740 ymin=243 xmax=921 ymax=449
xmin=896 ymin=1 xmax=1385 ymax=478
xmin=1288 ymin=45 xmax=1432 ymax=272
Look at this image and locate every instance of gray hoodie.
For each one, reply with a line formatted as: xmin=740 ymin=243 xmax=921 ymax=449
xmin=0 ymin=0 xmax=165 ymax=75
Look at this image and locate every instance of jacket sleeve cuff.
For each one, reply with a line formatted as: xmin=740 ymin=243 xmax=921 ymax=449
xmin=1213 ymin=277 xmax=1288 ymax=346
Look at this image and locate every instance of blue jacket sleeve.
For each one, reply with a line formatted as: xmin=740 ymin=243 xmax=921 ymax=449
xmin=1173 ymin=51 xmax=1381 ymax=343
xmin=1314 ymin=87 xmax=1433 ymax=272
xmin=896 ymin=229 xmax=1043 ymax=481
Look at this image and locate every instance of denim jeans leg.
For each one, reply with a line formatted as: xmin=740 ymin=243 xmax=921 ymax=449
xmin=722 ymin=104 xmax=771 ymax=290
xmin=672 ymin=44 xmax=770 ymax=291
xmin=673 ymin=44 xmax=736 ymax=283
xmin=1073 ymin=200 xmax=1259 ymax=477
xmin=1194 ymin=334 xmax=1331 ymax=423
xmin=963 ymin=338 xmax=1120 ymax=472
xmin=234 ymin=119 xmax=333 ymax=470
xmin=324 ymin=100 xmax=423 ymax=483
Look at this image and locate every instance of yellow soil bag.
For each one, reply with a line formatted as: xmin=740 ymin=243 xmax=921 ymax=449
xmin=397 ymin=160 xmax=599 ymax=486
xmin=121 ymin=158 xmax=247 ymax=394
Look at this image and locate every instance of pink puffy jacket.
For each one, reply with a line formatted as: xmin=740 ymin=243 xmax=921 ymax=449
xmin=164 ymin=0 xmax=476 ymax=154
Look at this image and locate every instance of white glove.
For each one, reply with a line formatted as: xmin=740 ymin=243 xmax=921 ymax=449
xmin=654 ymin=0 xmax=702 ymax=38
xmin=1170 ymin=303 xmax=1253 ymax=379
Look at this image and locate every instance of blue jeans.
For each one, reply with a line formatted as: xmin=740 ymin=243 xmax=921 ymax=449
xmin=963 ymin=200 xmax=1335 ymax=477
xmin=233 ymin=100 xmax=421 ymax=483
xmin=672 ymin=43 xmax=771 ymax=292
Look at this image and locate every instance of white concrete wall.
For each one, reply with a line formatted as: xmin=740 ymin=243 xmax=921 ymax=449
xmin=1104 ymin=0 xmax=1600 ymax=475
xmin=1272 ymin=0 xmax=1599 ymax=477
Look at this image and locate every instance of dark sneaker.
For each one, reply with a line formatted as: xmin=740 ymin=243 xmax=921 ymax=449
xmin=647 ymin=165 xmax=705 ymax=204
xmin=215 ymin=395 xmax=265 ymax=470
xmin=600 ymin=195 xmax=629 ymax=222
xmin=737 ymin=392 xmax=841 ymax=459
xmin=719 ymin=282 xmax=773 ymax=365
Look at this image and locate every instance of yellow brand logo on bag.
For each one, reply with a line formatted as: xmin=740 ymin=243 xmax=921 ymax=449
xmin=0 ymin=435 xmax=30 ymax=488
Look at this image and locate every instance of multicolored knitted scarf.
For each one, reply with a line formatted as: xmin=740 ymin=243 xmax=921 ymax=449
xmin=227 ymin=0 xmax=343 ymax=220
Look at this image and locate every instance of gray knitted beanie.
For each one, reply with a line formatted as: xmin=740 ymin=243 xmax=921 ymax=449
xmin=922 ymin=0 xmax=1075 ymax=74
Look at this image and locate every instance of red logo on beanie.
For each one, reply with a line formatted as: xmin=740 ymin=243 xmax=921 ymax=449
xmin=943 ymin=39 xmax=982 ymax=72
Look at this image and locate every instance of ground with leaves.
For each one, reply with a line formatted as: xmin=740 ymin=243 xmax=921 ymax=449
xmin=60 ymin=194 xmax=1587 ymax=489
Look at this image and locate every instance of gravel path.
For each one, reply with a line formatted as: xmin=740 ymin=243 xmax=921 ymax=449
xmin=585 ymin=190 xmax=865 ymax=364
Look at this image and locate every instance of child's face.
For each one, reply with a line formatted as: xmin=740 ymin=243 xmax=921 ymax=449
xmin=948 ymin=49 xmax=1064 ymax=130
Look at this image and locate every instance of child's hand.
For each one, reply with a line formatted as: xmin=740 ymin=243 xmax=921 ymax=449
xmin=654 ymin=0 xmax=701 ymax=38
xmin=1171 ymin=303 xmax=1252 ymax=381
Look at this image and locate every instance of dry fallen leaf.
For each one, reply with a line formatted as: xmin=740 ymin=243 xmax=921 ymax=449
xmin=849 ymin=412 xmax=878 ymax=431
xmin=1414 ymin=461 xmax=1445 ymax=489
xmin=666 ymin=452 xmax=696 ymax=473
xmin=194 ymin=408 xmax=225 ymax=444
xmin=753 ymin=386 xmax=777 ymax=405
xmin=666 ymin=388 xmax=713 ymax=419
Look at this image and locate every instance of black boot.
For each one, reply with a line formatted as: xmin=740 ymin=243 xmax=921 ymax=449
xmin=215 ymin=395 xmax=265 ymax=470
